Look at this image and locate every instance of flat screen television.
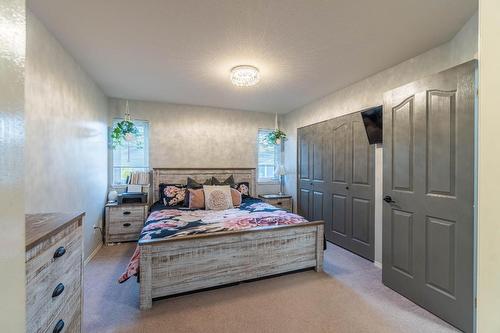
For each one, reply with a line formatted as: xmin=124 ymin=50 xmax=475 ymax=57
xmin=361 ymin=106 xmax=383 ymax=144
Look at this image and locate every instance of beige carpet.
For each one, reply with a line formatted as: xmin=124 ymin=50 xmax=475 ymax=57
xmin=84 ymin=242 xmax=459 ymax=333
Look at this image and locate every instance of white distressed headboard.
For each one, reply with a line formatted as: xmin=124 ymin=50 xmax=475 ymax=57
xmin=151 ymin=168 xmax=256 ymax=203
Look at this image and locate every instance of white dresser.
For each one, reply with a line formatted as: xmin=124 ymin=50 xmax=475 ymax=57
xmin=25 ymin=212 xmax=84 ymax=333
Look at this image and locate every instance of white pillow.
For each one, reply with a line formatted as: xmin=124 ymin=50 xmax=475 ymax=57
xmin=203 ymin=185 xmax=233 ymax=210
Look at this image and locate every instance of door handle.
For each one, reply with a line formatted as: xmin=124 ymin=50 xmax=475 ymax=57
xmin=383 ymin=195 xmax=395 ymax=204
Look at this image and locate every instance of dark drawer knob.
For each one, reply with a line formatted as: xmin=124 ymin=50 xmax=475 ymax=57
xmin=123 ymin=211 xmax=131 ymax=215
xmin=276 ymin=202 xmax=283 ymax=205
xmin=53 ymin=246 xmax=66 ymax=259
xmin=52 ymin=283 xmax=65 ymax=298
xmin=53 ymin=320 xmax=64 ymax=333
xmin=123 ymin=223 xmax=131 ymax=227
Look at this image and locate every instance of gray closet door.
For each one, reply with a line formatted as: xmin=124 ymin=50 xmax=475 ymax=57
xmin=328 ymin=116 xmax=351 ymax=246
xmin=329 ymin=113 xmax=375 ymax=260
xmin=298 ymin=112 xmax=375 ymax=261
xmin=310 ymin=121 xmax=330 ymax=223
xmin=298 ymin=121 xmax=329 ymax=222
xmin=382 ymin=61 xmax=475 ymax=333
xmin=298 ymin=125 xmax=313 ymax=220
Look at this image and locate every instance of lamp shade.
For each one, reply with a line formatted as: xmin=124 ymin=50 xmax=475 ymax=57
xmin=275 ymin=165 xmax=286 ymax=176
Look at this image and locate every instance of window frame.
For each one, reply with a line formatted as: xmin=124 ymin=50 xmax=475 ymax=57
xmin=110 ymin=118 xmax=150 ymax=186
xmin=257 ymin=128 xmax=281 ymax=184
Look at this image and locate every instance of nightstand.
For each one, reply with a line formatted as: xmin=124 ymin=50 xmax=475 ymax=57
xmin=258 ymin=194 xmax=293 ymax=212
xmin=104 ymin=203 xmax=148 ymax=244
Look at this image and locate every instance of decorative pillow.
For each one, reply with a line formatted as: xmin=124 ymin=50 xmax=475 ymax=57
xmin=188 ymin=188 xmax=205 ymax=209
xmin=187 ymin=177 xmax=213 ymax=189
xmin=233 ymin=182 xmax=250 ymax=198
xmin=159 ymin=183 xmax=186 ymax=206
xmin=184 ymin=177 xmax=213 ymax=207
xmin=212 ymin=175 xmax=235 ymax=186
xmin=230 ymin=188 xmax=242 ymax=207
xmin=158 ymin=183 xmax=170 ymax=202
xmin=203 ymin=185 xmax=233 ymax=210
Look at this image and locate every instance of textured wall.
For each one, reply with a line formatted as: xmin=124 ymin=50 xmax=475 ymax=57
xmin=282 ymin=12 xmax=478 ymax=264
xmin=108 ymin=99 xmax=280 ymax=195
xmin=0 ymin=0 xmax=26 ymax=330
xmin=25 ymin=12 xmax=108 ymax=260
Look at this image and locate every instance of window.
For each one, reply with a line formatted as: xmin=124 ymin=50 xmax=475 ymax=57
xmin=111 ymin=119 xmax=149 ymax=185
xmin=257 ymin=128 xmax=281 ymax=183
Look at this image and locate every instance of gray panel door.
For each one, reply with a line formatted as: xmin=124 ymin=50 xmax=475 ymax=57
xmin=329 ymin=117 xmax=350 ymax=245
xmin=298 ymin=112 xmax=375 ymax=261
xmin=298 ymin=126 xmax=313 ymax=220
xmin=382 ymin=61 xmax=475 ymax=333
xmin=298 ymin=122 xmax=330 ymax=222
xmin=311 ymin=121 xmax=329 ymax=222
xmin=329 ymin=113 xmax=375 ymax=260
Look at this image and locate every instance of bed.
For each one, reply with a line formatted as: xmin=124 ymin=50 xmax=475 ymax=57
xmin=121 ymin=168 xmax=324 ymax=310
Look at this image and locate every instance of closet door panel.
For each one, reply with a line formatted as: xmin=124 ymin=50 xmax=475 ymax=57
xmin=348 ymin=113 xmax=375 ymax=260
xmin=312 ymin=191 xmax=324 ymax=221
xmin=299 ymin=132 xmax=311 ymax=181
xmin=299 ymin=189 xmax=312 ymax=220
xmin=312 ymin=135 xmax=325 ymax=182
xmin=331 ymin=194 xmax=347 ymax=236
xmin=311 ymin=122 xmax=329 ymax=231
xmin=352 ymin=120 xmax=370 ymax=186
xmin=352 ymin=197 xmax=371 ymax=245
xmin=329 ymin=115 xmax=353 ymax=249
xmin=332 ymin=122 xmax=348 ymax=184
xmin=298 ymin=126 xmax=314 ymax=221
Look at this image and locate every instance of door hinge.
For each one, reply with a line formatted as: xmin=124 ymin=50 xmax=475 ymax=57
xmin=475 ymin=297 xmax=477 ymax=308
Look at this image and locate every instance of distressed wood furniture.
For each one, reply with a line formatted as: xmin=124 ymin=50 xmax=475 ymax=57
xmin=105 ymin=203 xmax=148 ymax=244
xmin=26 ymin=212 xmax=84 ymax=333
xmin=138 ymin=168 xmax=324 ymax=310
xmin=151 ymin=168 xmax=257 ymax=202
xmin=258 ymin=194 xmax=293 ymax=212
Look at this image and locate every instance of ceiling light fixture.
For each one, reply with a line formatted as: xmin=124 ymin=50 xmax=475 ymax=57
xmin=230 ymin=65 xmax=260 ymax=87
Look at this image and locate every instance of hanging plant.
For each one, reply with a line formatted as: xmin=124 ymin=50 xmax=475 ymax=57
xmin=111 ymin=119 xmax=141 ymax=148
xmin=265 ymin=112 xmax=286 ymax=145
xmin=266 ymin=129 xmax=287 ymax=145
xmin=111 ymin=100 xmax=143 ymax=149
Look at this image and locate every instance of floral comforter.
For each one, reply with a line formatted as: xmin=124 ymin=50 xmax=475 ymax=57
xmin=119 ymin=199 xmax=309 ymax=283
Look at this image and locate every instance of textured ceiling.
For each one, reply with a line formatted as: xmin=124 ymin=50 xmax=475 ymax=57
xmin=29 ymin=0 xmax=477 ymax=113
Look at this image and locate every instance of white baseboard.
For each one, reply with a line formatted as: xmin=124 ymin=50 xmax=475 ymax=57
xmin=84 ymin=242 xmax=103 ymax=266
xmin=374 ymin=261 xmax=382 ymax=269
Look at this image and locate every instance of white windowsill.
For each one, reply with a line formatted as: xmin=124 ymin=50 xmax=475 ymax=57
xmin=257 ymin=181 xmax=280 ymax=185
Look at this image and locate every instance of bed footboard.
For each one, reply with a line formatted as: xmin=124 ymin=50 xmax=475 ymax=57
xmin=139 ymin=221 xmax=324 ymax=310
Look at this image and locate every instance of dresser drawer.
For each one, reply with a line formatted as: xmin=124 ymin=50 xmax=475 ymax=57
xmin=106 ymin=204 xmax=147 ymax=244
xmin=109 ymin=218 xmax=144 ymax=235
xmin=44 ymin=291 xmax=81 ymax=333
xmin=265 ymin=198 xmax=292 ymax=211
xmin=108 ymin=205 xmax=145 ymax=222
xmin=26 ymin=227 xmax=82 ymax=333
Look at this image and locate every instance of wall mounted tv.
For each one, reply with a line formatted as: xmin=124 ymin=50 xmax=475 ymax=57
xmin=361 ymin=105 xmax=383 ymax=144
